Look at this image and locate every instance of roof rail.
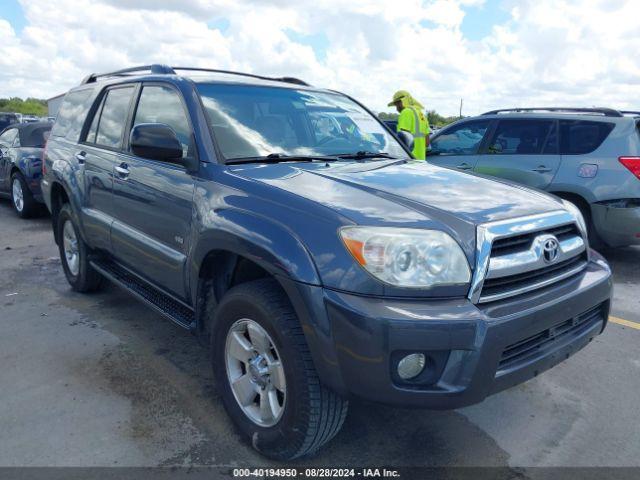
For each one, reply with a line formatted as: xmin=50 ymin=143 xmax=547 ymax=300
xmin=81 ymin=64 xmax=175 ymax=84
xmin=171 ymin=67 xmax=310 ymax=86
xmin=482 ymin=107 xmax=624 ymax=118
xmin=80 ymin=64 xmax=311 ymax=86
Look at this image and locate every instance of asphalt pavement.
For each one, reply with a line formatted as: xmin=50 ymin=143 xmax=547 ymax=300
xmin=0 ymin=200 xmax=638 ymax=469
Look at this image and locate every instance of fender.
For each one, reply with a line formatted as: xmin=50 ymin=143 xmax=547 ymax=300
xmin=48 ymin=160 xmax=88 ymax=244
xmin=189 ymin=207 xmax=322 ymax=307
xmin=188 ymin=208 xmax=350 ymax=393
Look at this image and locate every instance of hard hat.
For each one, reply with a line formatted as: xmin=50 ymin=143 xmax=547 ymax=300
xmin=388 ymin=90 xmax=410 ymax=107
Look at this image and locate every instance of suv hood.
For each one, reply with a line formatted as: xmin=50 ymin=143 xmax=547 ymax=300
xmin=231 ymin=160 xmax=564 ymax=227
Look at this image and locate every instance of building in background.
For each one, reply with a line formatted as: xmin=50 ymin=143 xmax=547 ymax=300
xmin=47 ymin=94 xmax=65 ymax=118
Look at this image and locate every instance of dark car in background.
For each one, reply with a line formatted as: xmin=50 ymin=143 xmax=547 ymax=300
xmin=0 ymin=121 xmax=51 ymax=217
xmin=0 ymin=113 xmax=20 ymax=131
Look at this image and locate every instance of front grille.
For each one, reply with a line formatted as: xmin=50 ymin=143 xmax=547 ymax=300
xmin=497 ymin=303 xmax=605 ymax=372
xmin=480 ymin=252 xmax=587 ymax=300
xmin=478 ymin=221 xmax=587 ymax=303
xmin=491 ymin=224 xmax=580 ymax=257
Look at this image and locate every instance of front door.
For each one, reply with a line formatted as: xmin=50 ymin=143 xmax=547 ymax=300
xmin=111 ymin=83 xmax=196 ymax=300
xmin=474 ymin=118 xmax=560 ymax=190
xmin=427 ymin=119 xmax=492 ymax=172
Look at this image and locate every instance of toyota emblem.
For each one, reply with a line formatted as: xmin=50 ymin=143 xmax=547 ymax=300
xmin=542 ymin=237 xmax=560 ymax=263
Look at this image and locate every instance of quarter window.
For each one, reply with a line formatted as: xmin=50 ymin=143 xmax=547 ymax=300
xmin=94 ymin=87 xmax=135 ymax=149
xmin=430 ymin=120 xmax=491 ymax=155
xmin=50 ymin=89 xmax=95 ymax=141
xmin=133 ymin=85 xmax=193 ymax=158
xmin=559 ymin=120 xmax=614 ymax=155
xmin=486 ymin=120 xmax=555 ymax=155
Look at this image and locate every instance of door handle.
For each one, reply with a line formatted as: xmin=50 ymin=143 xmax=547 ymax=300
xmin=532 ymin=165 xmax=552 ymax=173
xmin=75 ymin=151 xmax=86 ymax=164
xmin=457 ymin=162 xmax=472 ymax=170
xmin=115 ymin=163 xmax=130 ymax=178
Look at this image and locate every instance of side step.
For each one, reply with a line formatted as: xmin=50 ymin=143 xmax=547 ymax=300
xmin=90 ymin=258 xmax=195 ymax=329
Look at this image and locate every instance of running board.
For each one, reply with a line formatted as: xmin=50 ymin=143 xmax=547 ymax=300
xmin=90 ymin=258 xmax=195 ymax=329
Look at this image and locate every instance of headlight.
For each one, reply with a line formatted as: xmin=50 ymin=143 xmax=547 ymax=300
xmin=561 ymin=200 xmax=587 ymax=235
xmin=340 ymin=227 xmax=471 ymax=288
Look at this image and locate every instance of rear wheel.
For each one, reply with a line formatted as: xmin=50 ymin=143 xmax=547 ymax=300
xmin=11 ymin=172 xmax=38 ymax=218
xmin=574 ymin=201 xmax=604 ymax=249
xmin=212 ymin=279 xmax=348 ymax=460
xmin=57 ymin=204 xmax=103 ymax=292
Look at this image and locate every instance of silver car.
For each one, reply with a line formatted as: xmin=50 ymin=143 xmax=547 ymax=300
xmin=427 ymin=107 xmax=640 ymax=248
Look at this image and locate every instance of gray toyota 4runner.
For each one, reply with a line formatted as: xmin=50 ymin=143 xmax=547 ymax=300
xmin=42 ymin=67 xmax=613 ymax=459
xmin=428 ymin=107 xmax=640 ymax=248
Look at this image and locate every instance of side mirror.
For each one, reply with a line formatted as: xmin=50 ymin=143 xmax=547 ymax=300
xmin=130 ymin=123 xmax=183 ymax=162
xmin=396 ymin=130 xmax=414 ymax=151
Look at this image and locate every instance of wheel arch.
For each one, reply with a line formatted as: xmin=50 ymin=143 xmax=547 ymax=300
xmin=549 ymin=190 xmax=592 ymax=217
xmin=190 ymin=209 xmax=322 ymax=339
xmin=49 ymin=181 xmax=72 ymax=245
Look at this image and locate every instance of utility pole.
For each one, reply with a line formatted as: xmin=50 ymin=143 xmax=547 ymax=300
xmin=459 ymin=98 xmax=463 ymax=118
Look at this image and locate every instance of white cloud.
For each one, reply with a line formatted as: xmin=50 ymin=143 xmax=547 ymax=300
xmin=0 ymin=0 xmax=638 ymax=116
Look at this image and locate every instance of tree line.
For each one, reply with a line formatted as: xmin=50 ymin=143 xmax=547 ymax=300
xmin=0 ymin=97 xmax=48 ymax=116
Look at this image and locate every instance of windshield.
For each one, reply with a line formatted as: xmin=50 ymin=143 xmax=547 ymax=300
xmin=196 ymin=83 xmax=406 ymax=161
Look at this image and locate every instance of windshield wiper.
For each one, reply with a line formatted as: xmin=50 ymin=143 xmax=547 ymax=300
xmin=226 ymin=153 xmax=339 ymax=165
xmin=333 ymin=151 xmax=397 ymax=160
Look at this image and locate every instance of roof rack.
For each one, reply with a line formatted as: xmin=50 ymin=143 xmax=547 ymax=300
xmin=80 ymin=64 xmax=310 ymax=86
xmin=482 ymin=107 xmax=624 ymax=118
xmin=81 ymin=64 xmax=175 ymax=84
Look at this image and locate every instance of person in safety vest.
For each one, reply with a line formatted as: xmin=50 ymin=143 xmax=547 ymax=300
xmin=388 ymin=90 xmax=430 ymax=160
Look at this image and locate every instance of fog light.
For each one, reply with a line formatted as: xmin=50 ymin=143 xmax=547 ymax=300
xmin=397 ymin=353 xmax=426 ymax=380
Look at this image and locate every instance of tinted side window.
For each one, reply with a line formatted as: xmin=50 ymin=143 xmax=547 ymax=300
xmin=51 ymin=88 xmax=96 ymax=141
xmin=132 ymin=85 xmax=193 ymax=158
xmin=430 ymin=120 xmax=490 ymax=155
xmin=486 ymin=119 xmax=554 ymax=154
xmin=95 ymin=87 xmax=135 ymax=149
xmin=560 ymin=120 xmax=614 ymax=155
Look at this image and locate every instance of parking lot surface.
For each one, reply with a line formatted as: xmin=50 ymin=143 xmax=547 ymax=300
xmin=0 ymin=200 xmax=639 ymax=468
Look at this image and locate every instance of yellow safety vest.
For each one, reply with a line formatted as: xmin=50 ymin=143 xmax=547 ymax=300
xmin=397 ymin=106 xmax=429 ymax=160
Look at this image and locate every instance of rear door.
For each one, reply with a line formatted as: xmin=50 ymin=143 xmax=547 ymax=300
xmin=110 ymin=83 xmax=196 ymax=300
xmin=80 ymin=85 xmax=137 ymax=251
xmin=427 ymin=119 xmax=492 ymax=171
xmin=474 ymin=118 xmax=560 ymax=189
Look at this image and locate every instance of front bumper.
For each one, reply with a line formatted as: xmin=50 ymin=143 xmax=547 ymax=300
xmin=592 ymin=202 xmax=640 ymax=247
xmin=312 ymin=253 xmax=612 ymax=409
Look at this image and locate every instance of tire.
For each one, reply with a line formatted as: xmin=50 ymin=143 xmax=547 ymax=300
xmin=212 ymin=278 xmax=348 ymax=460
xmin=573 ymin=200 xmax=604 ymax=249
xmin=10 ymin=172 xmax=38 ymax=218
xmin=56 ymin=204 xmax=103 ymax=293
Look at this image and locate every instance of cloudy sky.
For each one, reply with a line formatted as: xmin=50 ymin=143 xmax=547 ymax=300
xmin=0 ymin=0 xmax=638 ymax=116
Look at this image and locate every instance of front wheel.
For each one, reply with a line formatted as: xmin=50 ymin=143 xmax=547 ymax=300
xmin=212 ymin=279 xmax=348 ymax=460
xmin=56 ymin=204 xmax=103 ymax=292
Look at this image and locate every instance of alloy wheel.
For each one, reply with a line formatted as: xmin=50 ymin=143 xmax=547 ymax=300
xmin=12 ymin=178 xmax=24 ymax=212
xmin=225 ymin=318 xmax=286 ymax=427
xmin=62 ymin=220 xmax=80 ymax=276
